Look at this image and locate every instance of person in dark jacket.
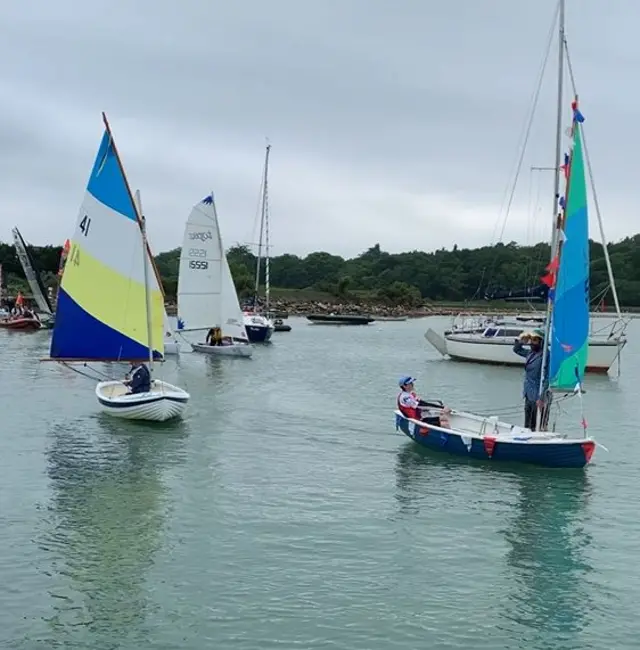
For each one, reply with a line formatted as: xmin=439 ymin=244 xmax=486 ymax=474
xmin=513 ymin=328 xmax=551 ymax=430
xmin=124 ymin=361 xmax=151 ymax=394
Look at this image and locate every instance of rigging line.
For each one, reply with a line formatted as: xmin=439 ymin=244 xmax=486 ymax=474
xmin=60 ymin=362 xmax=105 ymax=383
xmin=564 ymin=38 xmax=624 ymax=325
xmin=525 ymin=167 xmax=543 ymax=290
xmin=495 ymin=2 xmax=559 ymax=245
xmin=492 ymin=0 xmax=560 ymax=243
xmin=81 ymin=362 xmax=111 ymax=379
xmin=477 ymin=2 xmax=560 ymax=298
xmin=248 ymin=155 xmax=267 ymax=253
xmin=176 ymin=330 xmax=200 ymax=352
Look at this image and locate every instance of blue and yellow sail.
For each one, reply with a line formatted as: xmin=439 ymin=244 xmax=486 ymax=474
xmin=50 ymin=119 xmax=165 ymax=361
xmin=549 ymin=103 xmax=589 ymax=390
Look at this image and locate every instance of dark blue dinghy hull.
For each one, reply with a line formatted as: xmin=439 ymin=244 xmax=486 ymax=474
xmin=394 ymin=412 xmax=595 ymax=469
xmin=245 ymin=324 xmax=274 ymax=343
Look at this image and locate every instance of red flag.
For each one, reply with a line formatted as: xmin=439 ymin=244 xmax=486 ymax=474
xmin=541 ymin=256 xmax=559 ymax=288
xmin=541 ymin=272 xmax=555 ymax=288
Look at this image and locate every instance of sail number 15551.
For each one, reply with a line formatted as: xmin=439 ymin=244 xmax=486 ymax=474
xmin=79 ymin=215 xmax=91 ymax=236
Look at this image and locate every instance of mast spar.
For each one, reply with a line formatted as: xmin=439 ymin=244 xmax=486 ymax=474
xmin=537 ymin=0 xmax=565 ymax=431
xmin=135 ymin=190 xmax=155 ymax=372
xmin=253 ymin=143 xmax=271 ymax=310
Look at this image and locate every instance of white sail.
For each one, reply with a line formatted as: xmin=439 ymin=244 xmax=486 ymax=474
xmin=132 ymin=189 xmax=180 ymax=355
xmin=177 ymin=194 xmax=248 ymax=341
xmin=11 ymin=227 xmax=53 ymax=315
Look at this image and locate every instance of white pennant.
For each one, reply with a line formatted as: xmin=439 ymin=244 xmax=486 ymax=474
xmin=460 ymin=434 xmax=472 ymax=451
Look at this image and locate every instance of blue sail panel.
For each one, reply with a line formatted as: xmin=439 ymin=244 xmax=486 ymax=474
xmin=50 ymin=288 xmax=162 ymax=361
xmin=86 ymin=130 xmax=137 ymax=221
xmin=549 ymin=115 xmax=590 ymax=390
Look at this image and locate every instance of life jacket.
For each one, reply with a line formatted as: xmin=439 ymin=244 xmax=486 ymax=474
xmin=397 ymin=391 xmax=419 ymax=420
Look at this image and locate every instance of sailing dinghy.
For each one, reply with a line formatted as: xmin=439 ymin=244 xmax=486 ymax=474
xmin=244 ymin=143 xmax=275 ymax=342
xmin=177 ymin=193 xmax=252 ymax=358
xmin=44 ymin=113 xmax=189 ymax=421
xmin=12 ymin=226 xmax=55 ymax=326
xmin=396 ymin=6 xmax=597 ymax=468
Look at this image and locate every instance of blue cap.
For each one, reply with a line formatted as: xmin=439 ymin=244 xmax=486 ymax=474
xmin=398 ymin=376 xmax=416 ymax=387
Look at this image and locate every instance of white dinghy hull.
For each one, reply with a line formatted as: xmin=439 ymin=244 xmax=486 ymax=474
xmin=191 ymin=342 xmax=253 ymax=358
xmin=163 ymin=339 xmax=180 ymax=355
xmin=96 ymin=379 xmax=190 ymax=421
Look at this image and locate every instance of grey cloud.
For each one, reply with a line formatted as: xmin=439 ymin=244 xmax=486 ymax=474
xmin=0 ymin=0 xmax=638 ymax=257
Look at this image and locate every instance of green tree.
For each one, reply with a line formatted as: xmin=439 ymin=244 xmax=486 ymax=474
xmin=2 ymin=234 xmax=640 ymax=308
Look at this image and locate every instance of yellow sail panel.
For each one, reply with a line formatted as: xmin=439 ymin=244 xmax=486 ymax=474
xmin=56 ymin=240 xmax=164 ymax=359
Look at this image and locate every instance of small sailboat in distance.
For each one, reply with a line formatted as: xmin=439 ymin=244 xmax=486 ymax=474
xmin=44 ymin=113 xmax=189 ymax=421
xmin=243 ymin=143 xmax=275 ymax=342
xmin=11 ymin=226 xmax=55 ymax=326
xmin=177 ymin=193 xmax=253 ymax=357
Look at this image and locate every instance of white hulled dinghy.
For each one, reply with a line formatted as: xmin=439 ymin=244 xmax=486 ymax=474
xmin=177 ymin=193 xmax=252 ymax=358
xmin=43 ymin=113 xmax=189 ymax=421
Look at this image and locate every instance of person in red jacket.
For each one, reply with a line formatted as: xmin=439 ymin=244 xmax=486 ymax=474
xmin=397 ymin=376 xmax=450 ymax=427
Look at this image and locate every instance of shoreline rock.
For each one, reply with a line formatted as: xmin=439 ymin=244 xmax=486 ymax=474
xmin=164 ymin=299 xmax=532 ymax=320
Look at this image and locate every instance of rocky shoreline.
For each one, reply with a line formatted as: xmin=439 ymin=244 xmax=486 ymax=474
xmin=163 ymin=299 xmax=528 ymax=319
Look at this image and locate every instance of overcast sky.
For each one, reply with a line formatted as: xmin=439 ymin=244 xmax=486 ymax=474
xmin=0 ymin=0 xmax=637 ymax=258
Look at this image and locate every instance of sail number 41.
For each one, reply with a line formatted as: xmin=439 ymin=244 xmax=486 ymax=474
xmin=79 ymin=215 xmax=91 ymax=236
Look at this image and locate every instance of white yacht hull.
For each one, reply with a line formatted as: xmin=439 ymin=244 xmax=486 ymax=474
xmin=191 ymin=342 xmax=253 ymax=358
xmin=426 ymin=328 xmax=626 ymax=373
xmin=95 ymin=379 xmax=189 ymax=421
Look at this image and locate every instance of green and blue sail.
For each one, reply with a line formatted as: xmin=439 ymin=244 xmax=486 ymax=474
xmin=548 ymin=103 xmax=589 ymax=391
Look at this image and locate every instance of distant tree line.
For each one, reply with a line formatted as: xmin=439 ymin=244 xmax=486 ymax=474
xmin=1 ymin=235 xmax=639 ymax=306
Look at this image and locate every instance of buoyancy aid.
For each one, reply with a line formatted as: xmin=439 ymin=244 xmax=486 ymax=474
xmin=397 ymin=390 xmax=420 ymax=419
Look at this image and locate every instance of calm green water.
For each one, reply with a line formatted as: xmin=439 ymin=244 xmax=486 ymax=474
xmin=1 ymin=316 xmax=639 ymax=649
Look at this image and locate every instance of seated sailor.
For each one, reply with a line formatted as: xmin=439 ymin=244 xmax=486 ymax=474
xmin=206 ymin=326 xmax=223 ymax=346
xmin=123 ymin=361 xmax=151 ymax=394
xmin=397 ymin=376 xmax=451 ymax=427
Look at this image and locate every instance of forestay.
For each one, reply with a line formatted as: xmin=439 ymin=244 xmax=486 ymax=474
xmin=177 ymin=194 xmax=248 ymax=341
xmin=50 ymin=124 xmax=165 ymax=361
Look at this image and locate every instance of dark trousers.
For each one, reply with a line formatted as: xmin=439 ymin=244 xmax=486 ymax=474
xmin=524 ymin=399 xmax=551 ymax=431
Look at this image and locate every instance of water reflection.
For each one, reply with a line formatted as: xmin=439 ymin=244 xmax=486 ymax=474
xmin=393 ymin=442 xmax=486 ymax=516
xmin=502 ymin=469 xmax=594 ymax=649
xmin=37 ymin=417 xmax=186 ymax=648
xmin=394 ymin=443 xmax=594 ymax=648
xmin=393 ymin=444 xmax=436 ymax=516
